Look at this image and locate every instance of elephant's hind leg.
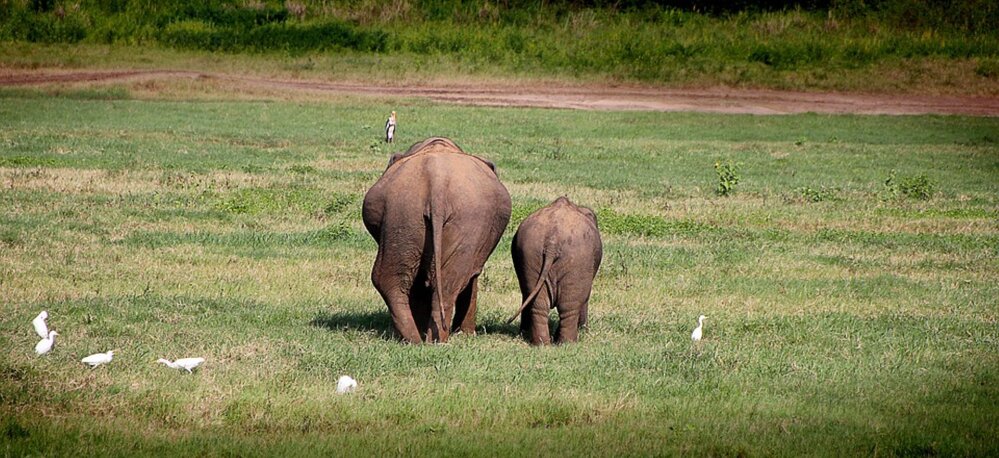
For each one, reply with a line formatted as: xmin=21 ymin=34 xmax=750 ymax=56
xmin=526 ymin=292 xmax=553 ymax=346
xmin=372 ymin=261 xmax=422 ymax=343
xmin=382 ymin=288 xmax=422 ymax=343
xmin=452 ymin=275 xmax=479 ymax=335
xmin=554 ymin=304 xmax=581 ymax=344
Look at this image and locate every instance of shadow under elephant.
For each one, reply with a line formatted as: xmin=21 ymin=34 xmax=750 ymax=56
xmin=310 ymin=307 xmax=563 ymax=342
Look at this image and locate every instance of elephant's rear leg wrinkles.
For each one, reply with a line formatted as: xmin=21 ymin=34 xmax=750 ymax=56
xmin=372 ymin=264 xmax=422 ymax=343
xmin=554 ymin=303 xmax=582 ymax=344
xmin=524 ymin=292 xmax=553 ymax=346
xmin=383 ymin=289 xmax=422 ymax=343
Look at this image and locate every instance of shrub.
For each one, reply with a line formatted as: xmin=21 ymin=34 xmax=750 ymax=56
xmin=714 ymin=160 xmax=740 ymax=196
xmin=884 ymin=170 xmax=937 ymax=200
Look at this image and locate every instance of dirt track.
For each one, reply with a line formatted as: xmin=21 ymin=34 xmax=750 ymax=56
xmin=3 ymin=69 xmax=999 ymax=116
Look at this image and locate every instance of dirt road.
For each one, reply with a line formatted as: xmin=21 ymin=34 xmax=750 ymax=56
xmin=3 ymin=69 xmax=998 ymax=116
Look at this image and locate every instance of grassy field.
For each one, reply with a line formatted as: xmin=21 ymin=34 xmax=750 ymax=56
xmin=1 ymin=87 xmax=998 ymax=455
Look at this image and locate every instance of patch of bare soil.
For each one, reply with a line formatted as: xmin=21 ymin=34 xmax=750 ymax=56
xmin=3 ymin=69 xmax=998 ymax=116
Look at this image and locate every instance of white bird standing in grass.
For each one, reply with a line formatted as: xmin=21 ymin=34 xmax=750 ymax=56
xmin=691 ymin=315 xmax=707 ymax=342
xmin=385 ymin=111 xmax=397 ymax=143
xmin=336 ymin=375 xmax=358 ymax=394
xmin=32 ymin=311 xmax=49 ymax=339
xmin=35 ymin=330 xmax=58 ymax=355
xmin=82 ymin=350 xmax=114 ymax=368
xmin=156 ymin=357 xmax=205 ymax=373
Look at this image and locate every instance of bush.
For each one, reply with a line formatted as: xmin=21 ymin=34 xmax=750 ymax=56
xmin=884 ymin=170 xmax=937 ymax=200
xmin=715 ymin=160 xmax=741 ymax=196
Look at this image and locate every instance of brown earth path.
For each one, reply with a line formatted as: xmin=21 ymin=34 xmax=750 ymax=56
xmin=3 ymin=69 xmax=999 ymax=116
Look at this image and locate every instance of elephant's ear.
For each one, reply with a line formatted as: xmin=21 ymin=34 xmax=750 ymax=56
xmin=386 ymin=153 xmax=404 ymax=169
xmin=581 ymin=207 xmax=599 ymax=226
xmin=483 ymin=159 xmax=498 ymax=174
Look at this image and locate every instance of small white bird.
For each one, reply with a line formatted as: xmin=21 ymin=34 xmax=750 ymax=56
xmin=32 ymin=311 xmax=49 ymax=339
xmin=35 ymin=330 xmax=58 ymax=355
xmin=81 ymin=350 xmax=114 ymax=368
xmin=691 ymin=315 xmax=707 ymax=342
xmin=156 ymin=357 xmax=205 ymax=373
xmin=385 ymin=111 xmax=397 ymax=143
xmin=336 ymin=375 xmax=358 ymax=394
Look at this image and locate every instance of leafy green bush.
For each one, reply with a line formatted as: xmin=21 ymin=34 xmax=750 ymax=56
xmin=884 ymin=170 xmax=937 ymax=200
xmin=714 ymin=160 xmax=741 ymax=196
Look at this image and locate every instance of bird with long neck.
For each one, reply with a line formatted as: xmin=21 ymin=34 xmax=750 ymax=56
xmin=385 ymin=111 xmax=397 ymax=143
xmin=691 ymin=315 xmax=707 ymax=342
xmin=35 ymin=330 xmax=57 ymax=355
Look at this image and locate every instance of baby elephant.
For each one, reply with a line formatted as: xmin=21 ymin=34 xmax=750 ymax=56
xmin=507 ymin=196 xmax=602 ymax=345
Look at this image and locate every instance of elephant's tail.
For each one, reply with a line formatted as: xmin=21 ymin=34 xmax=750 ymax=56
xmin=429 ymin=204 xmax=448 ymax=339
xmin=506 ymin=245 xmax=555 ymax=324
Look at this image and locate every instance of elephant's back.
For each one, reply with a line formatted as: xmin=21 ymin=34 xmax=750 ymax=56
xmin=363 ymin=149 xmax=511 ymax=240
xmin=515 ymin=200 xmax=602 ymax=268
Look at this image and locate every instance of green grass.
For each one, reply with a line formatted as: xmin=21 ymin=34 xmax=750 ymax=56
xmin=1 ymin=91 xmax=998 ymax=455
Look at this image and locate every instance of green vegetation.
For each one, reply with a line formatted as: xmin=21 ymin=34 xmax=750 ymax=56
xmin=1 ymin=0 xmax=998 ymax=92
xmin=714 ymin=160 xmax=740 ymax=196
xmin=884 ymin=169 xmax=938 ymax=200
xmin=1 ymin=91 xmax=998 ymax=455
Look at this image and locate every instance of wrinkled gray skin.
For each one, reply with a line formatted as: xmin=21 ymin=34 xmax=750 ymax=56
xmin=362 ymin=137 xmax=512 ymax=343
xmin=508 ymin=196 xmax=602 ymax=345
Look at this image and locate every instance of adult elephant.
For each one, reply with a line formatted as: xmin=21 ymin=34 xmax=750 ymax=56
xmin=362 ymin=137 xmax=511 ymax=343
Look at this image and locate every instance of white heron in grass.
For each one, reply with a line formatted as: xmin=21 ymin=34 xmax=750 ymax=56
xmin=32 ymin=311 xmax=48 ymax=339
xmin=691 ymin=315 xmax=707 ymax=342
xmin=156 ymin=357 xmax=205 ymax=373
xmin=336 ymin=375 xmax=357 ymax=394
xmin=35 ymin=330 xmax=58 ymax=355
xmin=82 ymin=350 xmax=115 ymax=367
xmin=385 ymin=111 xmax=397 ymax=143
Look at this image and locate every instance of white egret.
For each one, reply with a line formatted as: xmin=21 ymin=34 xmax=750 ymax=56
xmin=81 ymin=350 xmax=114 ymax=367
xmin=32 ymin=311 xmax=48 ymax=339
xmin=156 ymin=357 xmax=205 ymax=373
xmin=691 ymin=315 xmax=707 ymax=342
xmin=385 ymin=111 xmax=397 ymax=143
xmin=34 ymin=330 xmax=58 ymax=355
xmin=336 ymin=375 xmax=357 ymax=394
